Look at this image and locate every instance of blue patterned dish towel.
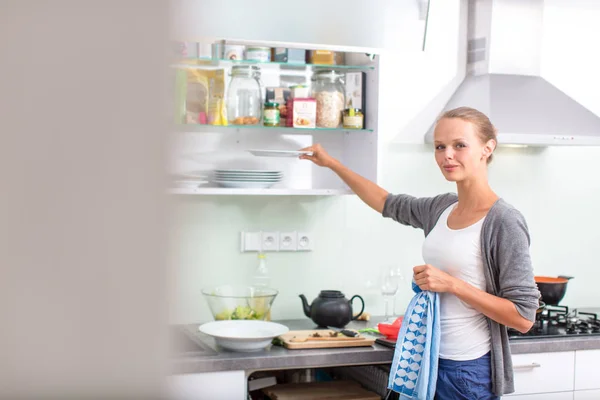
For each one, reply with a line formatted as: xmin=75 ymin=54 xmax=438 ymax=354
xmin=387 ymin=281 xmax=440 ymax=400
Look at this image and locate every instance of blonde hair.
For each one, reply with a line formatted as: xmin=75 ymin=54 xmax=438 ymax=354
xmin=438 ymin=107 xmax=497 ymax=164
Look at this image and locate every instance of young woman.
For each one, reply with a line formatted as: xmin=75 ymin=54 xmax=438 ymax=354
xmin=300 ymin=107 xmax=540 ymax=399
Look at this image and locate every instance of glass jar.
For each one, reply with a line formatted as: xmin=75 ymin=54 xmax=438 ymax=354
xmin=227 ymin=65 xmax=262 ymax=125
xmin=312 ymin=70 xmax=345 ymax=128
xmin=263 ymin=102 xmax=280 ymax=127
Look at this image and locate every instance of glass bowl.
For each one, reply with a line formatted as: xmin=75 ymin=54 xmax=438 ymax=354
xmin=202 ymin=285 xmax=278 ymax=321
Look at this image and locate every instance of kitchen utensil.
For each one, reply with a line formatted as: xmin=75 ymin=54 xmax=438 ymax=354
xmin=535 ymin=276 xmax=574 ymax=306
xmin=214 ymin=180 xmax=278 ymax=189
xmin=378 ymin=316 xmax=403 ymax=340
xmin=198 ymin=320 xmax=288 ymax=352
xmin=202 ymin=285 xmax=278 ymax=321
xmin=289 ymin=336 xmax=366 ymax=343
xmin=299 ymin=290 xmax=365 ymax=328
xmin=327 ymin=326 xmax=358 ymax=337
xmin=247 ymin=149 xmax=312 ymax=157
xmin=277 ymin=330 xmax=375 ymax=349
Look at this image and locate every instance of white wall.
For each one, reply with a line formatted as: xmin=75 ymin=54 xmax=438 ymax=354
xmin=171 ymin=0 xmax=600 ymax=324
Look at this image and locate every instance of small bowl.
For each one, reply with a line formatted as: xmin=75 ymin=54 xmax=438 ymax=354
xmin=202 ymin=285 xmax=278 ymax=321
xmin=199 ymin=320 xmax=289 ymax=352
xmin=378 ymin=316 xmax=404 ymax=340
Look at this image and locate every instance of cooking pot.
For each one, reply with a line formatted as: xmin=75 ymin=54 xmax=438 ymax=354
xmin=535 ymin=276 xmax=574 ymax=306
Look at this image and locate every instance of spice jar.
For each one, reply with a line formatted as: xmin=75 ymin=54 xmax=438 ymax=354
xmin=263 ymin=102 xmax=280 ymax=126
xmin=312 ymin=70 xmax=345 ymax=128
xmin=343 ymin=108 xmax=364 ymax=129
xmin=226 ymin=65 xmax=262 ymax=125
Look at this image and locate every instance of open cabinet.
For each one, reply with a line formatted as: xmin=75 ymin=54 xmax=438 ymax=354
xmin=168 ymin=39 xmax=380 ymax=196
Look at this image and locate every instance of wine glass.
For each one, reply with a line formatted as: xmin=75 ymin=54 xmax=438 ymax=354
xmin=380 ymin=266 xmax=399 ymax=322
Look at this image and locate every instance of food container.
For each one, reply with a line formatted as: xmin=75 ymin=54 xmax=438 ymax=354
xmin=312 ymin=70 xmax=345 ymax=128
xmin=265 ymin=87 xmax=291 ymax=119
xmin=343 ymin=108 xmax=364 ymax=129
xmin=227 ymin=65 xmax=262 ymax=125
xmin=307 ymin=50 xmax=335 ymax=65
xmin=223 ymin=44 xmax=245 ymax=60
xmin=263 ymin=102 xmax=280 ymax=127
xmin=345 ymin=72 xmax=366 ymax=115
xmin=246 ymin=47 xmax=271 ymax=62
xmin=202 ymin=285 xmax=278 ymax=321
xmin=291 ymin=98 xmax=317 ymax=128
xmin=272 ymin=48 xmax=307 ymax=64
xmin=290 ymin=85 xmax=310 ymax=98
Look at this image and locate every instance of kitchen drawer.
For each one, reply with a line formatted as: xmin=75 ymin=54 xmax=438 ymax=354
xmin=574 ymin=389 xmax=600 ymax=400
xmin=507 ymin=393 xmax=573 ymax=400
xmin=509 ymin=351 xmax=575 ymax=396
xmin=575 ymin=350 xmax=600 ymax=390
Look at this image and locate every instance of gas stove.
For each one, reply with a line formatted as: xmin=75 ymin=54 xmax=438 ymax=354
xmin=509 ymin=306 xmax=600 ymax=339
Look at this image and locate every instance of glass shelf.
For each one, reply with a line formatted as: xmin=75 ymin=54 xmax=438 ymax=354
xmin=174 ymin=124 xmax=373 ymax=134
xmin=173 ymin=58 xmax=374 ymax=71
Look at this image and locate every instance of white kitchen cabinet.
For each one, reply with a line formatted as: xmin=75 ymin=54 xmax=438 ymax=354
xmin=507 ymin=351 xmax=575 ymax=396
xmin=507 ymin=393 xmax=573 ymax=400
xmin=574 ymin=390 xmax=600 ymax=400
xmin=575 ymin=349 xmax=600 ymax=390
xmin=170 ymin=42 xmax=380 ymax=196
xmin=171 ymin=0 xmax=430 ymax=52
xmin=168 ymin=371 xmax=246 ymax=400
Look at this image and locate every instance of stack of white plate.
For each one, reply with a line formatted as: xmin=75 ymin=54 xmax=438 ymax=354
xmin=213 ymin=169 xmax=283 ymax=189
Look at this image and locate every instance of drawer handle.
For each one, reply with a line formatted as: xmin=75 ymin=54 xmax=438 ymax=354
xmin=513 ymin=363 xmax=541 ymax=370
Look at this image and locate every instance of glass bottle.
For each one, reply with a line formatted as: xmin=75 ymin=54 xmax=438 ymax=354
xmin=312 ymin=70 xmax=345 ymax=128
xmin=226 ymin=65 xmax=262 ymax=125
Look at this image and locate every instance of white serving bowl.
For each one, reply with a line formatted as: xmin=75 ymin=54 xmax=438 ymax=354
xmin=198 ymin=320 xmax=289 ymax=352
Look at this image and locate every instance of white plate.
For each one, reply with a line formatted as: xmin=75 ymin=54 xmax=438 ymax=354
xmin=199 ymin=320 xmax=289 ymax=352
xmin=215 ymin=180 xmax=278 ymax=189
xmin=214 ymin=169 xmax=282 ymax=174
xmin=247 ymin=149 xmax=312 ymax=158
xmin=214 ymin=173 xmax=282 ymax=178
xmin=213 ymin=178 xmax=282 ymax=182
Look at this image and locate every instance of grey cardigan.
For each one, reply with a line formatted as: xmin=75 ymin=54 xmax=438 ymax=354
xmin=383 ymin=192 xmax=540 ymax=396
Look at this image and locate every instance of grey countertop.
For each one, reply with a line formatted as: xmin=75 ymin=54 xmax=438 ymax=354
xmin=170 ymin=315 xmax=600 ymax=374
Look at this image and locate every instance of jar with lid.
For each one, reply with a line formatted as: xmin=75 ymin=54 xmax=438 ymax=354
xmin=263 ymin=102 xmax=280 ymax=126
xmin=227 ymin=65 xmax=262 ymax=125
xmin=312 ymin=70 xmax=345 ymax=128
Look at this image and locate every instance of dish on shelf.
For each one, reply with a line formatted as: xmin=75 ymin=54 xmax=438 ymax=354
xmin=247 ymin=149 xmax=312 ymax=158
xmin=214 ymin=180 xmax=279 ymax=189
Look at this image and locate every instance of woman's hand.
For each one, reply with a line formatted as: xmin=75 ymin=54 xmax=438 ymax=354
xmin=413 ymin=264 xmax=458 ymax=293
xmin=299 ymin=144 xmax=336 ymax=168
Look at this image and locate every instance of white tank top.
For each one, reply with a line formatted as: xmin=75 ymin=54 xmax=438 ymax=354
xmin=422 ymin=203 xmax=491 ymax=361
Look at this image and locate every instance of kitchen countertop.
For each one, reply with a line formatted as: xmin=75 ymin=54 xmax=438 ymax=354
xmin=170 ymin=316 xmax=600 ymax=374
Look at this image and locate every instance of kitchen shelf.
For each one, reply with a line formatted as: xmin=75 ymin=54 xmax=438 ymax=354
xmin=173 ymin=59 xmax=374 ymax=71
xmin=174 ymin=124 xmax=373 ymax=134
xmin=168 ymin=187 xmax=353 ymax=196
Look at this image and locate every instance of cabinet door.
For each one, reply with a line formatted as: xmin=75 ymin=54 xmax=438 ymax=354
xmin=575 ymin=350 xmax=600 ymax=390
xmin=172 ymin=0 xmax=430 ymax=51
xmin=574 ymin=390 xmax=600 ymax=400
xmin=508 ymin=393 xmax=573 ymax=400
xmin=168 ymin=371 xmax=247 ymax=400
xmin=510 ymin=351 xmax=575 ymax=395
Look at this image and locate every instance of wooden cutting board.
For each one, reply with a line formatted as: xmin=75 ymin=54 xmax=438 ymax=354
xmin=263 ymin=381 xmax=381 ymax=400
xmin=278 ymin=330 xmax=376 ymax=350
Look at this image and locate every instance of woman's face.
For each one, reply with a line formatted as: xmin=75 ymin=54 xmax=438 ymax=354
xmin=433 ymin=117 xmax=494 ymax=182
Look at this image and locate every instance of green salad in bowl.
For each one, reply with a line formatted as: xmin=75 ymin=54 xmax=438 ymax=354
xmin=202 ymin=285 xmax=278 ymax=321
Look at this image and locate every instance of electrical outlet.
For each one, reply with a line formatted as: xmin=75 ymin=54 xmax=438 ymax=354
xmin=296 ymin=232 xmax=313 ymax=251
xmin=261 ymin=231 xmax=279 ymax=252
xmin=279 ymin=232 xmax=297 ymax=251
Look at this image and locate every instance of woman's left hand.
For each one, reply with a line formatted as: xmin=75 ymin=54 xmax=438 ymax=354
xmin=413 ymin=264 xmax=458 ymax=293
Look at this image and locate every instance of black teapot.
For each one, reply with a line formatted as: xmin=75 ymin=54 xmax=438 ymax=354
xmin=299 ymin=290 xmax=365 ymax=328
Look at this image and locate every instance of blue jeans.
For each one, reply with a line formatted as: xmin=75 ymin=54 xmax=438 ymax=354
xmin=435 ymin=352 xmax=499 ymax=400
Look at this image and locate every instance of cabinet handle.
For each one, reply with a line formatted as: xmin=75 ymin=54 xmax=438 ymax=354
xmin=513 ymin=363 xmax=541 ymax=370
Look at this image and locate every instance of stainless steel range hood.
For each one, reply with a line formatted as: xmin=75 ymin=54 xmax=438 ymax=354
xmin=425 ymin=0 xmax=600 ymax=146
